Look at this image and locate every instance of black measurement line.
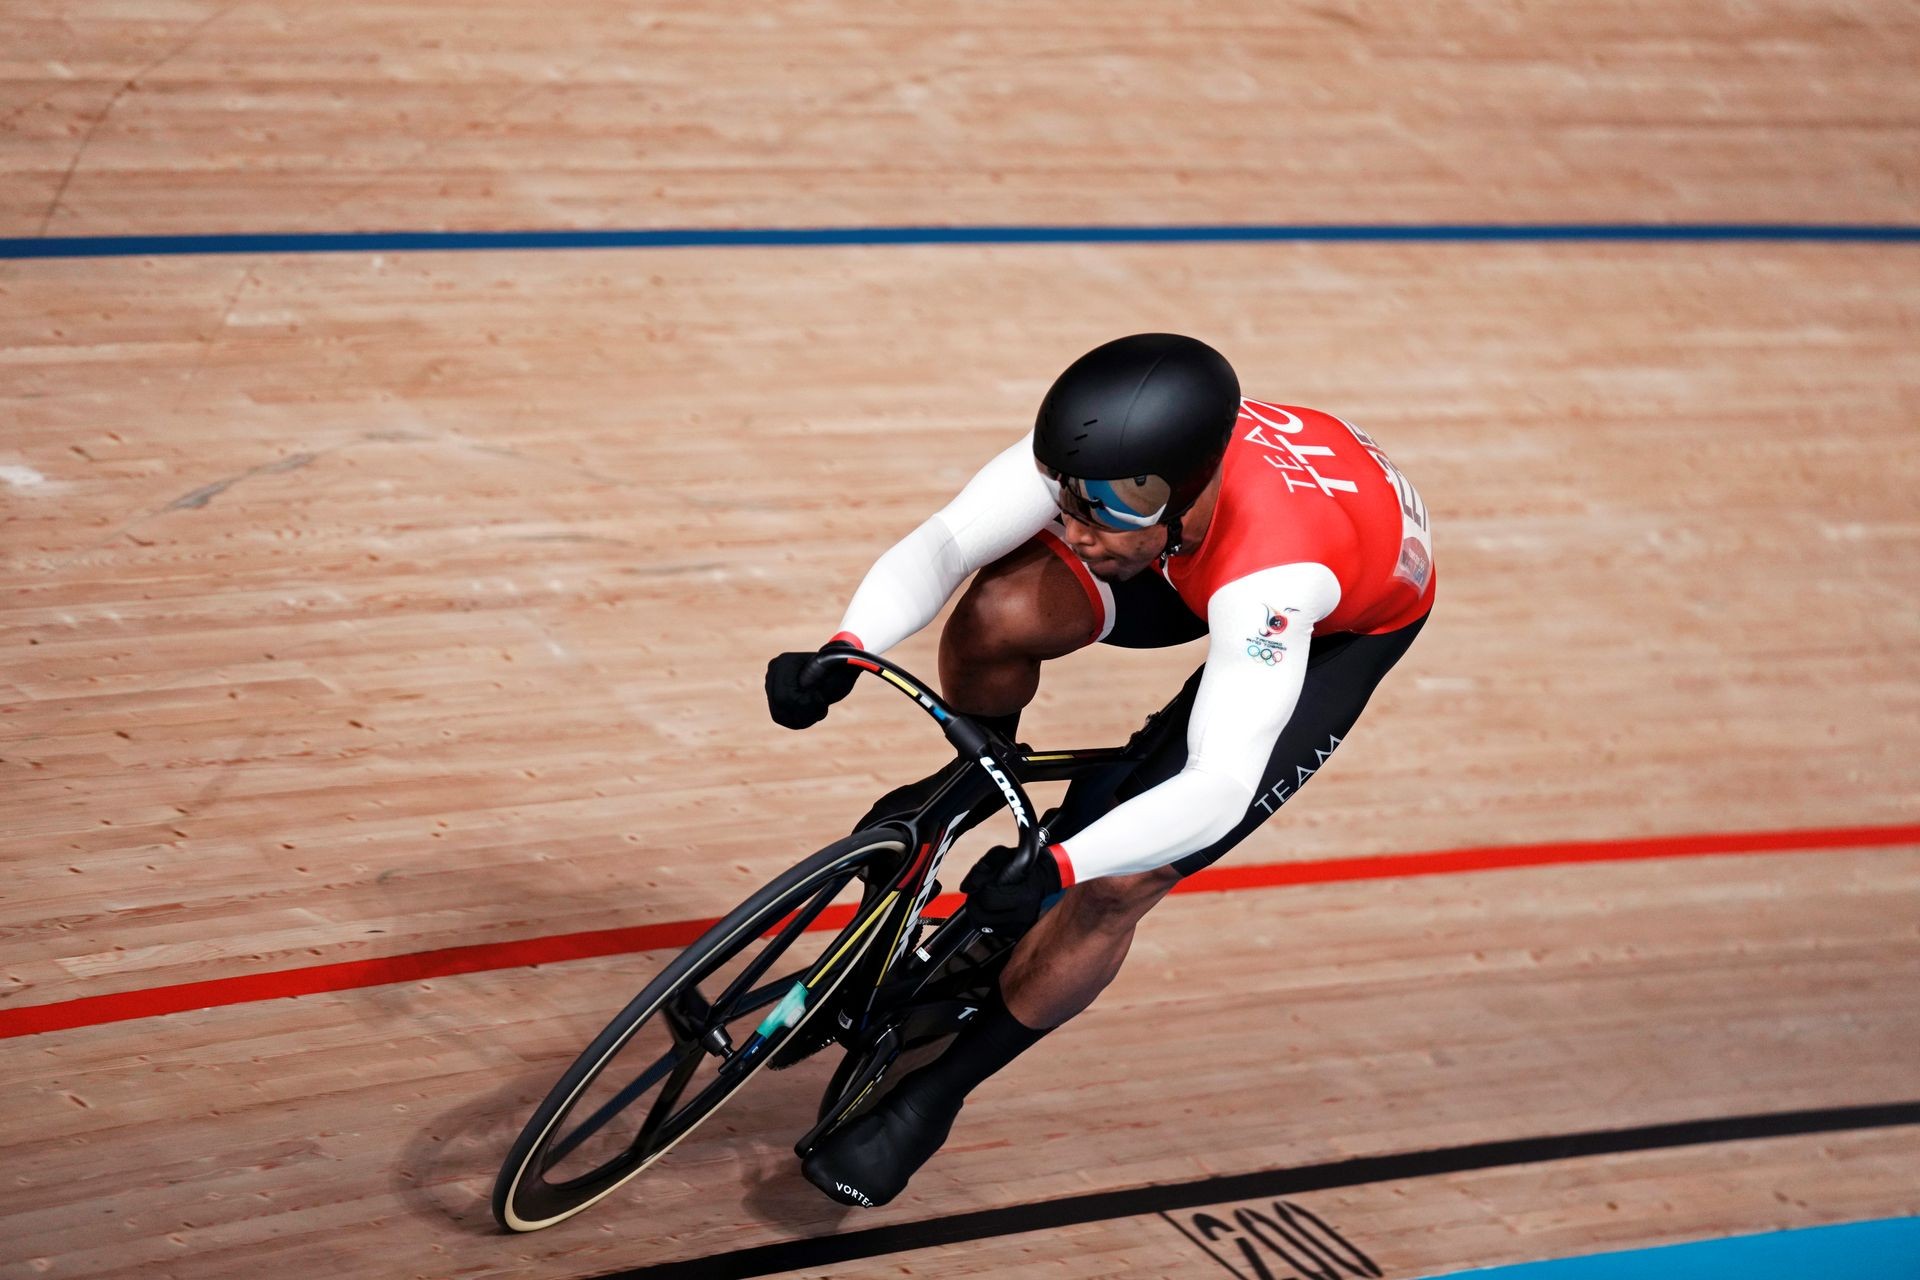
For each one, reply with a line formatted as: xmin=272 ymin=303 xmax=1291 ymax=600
xmin=583 ymin=1099 xmax=1920 ymax=1280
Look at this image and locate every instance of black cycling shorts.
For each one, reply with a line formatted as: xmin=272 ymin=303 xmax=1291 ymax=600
xmin=1048 ymin=562 xmax=1427 ymax=877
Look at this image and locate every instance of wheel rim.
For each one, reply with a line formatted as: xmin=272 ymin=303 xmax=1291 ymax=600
xmin=500 ymin=835 xmax=904 ymax=1229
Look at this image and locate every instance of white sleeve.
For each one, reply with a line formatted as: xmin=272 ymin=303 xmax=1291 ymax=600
xmin=1053 ymin=562 xmax=1344 ymax=882
xmin=834 ymin=433 xmax=1057 ymax=655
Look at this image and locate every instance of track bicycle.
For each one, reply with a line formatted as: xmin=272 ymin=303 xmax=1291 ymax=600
xmin=492 ymin=646 xmax=1171 ymax=1232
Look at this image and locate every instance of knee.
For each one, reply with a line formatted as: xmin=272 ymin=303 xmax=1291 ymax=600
xmin=947 ymin=569 xmax=1032 ymax=662
xmin=945 ymin=544 xmax=1093 ymax=664
xmin=1062 ymin=865 xmax=1181 ymax=930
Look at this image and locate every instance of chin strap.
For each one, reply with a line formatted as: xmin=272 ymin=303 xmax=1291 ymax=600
xmin=1159 ymin=514 xmax=1187 ymax=564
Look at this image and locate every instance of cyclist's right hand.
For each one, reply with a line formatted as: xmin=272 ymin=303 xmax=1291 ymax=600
xmin=959 ymin=842 xmax=1064 ymax=931
xmin=765 ymin=642 xmax=862 ymax=730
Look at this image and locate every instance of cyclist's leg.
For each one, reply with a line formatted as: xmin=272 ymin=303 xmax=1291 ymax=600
xmin=935 ymin=515 xmax=1206 ymax=715
xmin=991 ymin=863 xmax=1180 ymax=1025
xmin=1162 ymin=613 xmax=1428 ymax=877
xmin=802 ymin=859 xmax=1184 ymax=1206
xmin=852 ymin=541 xmax=1218 ymax=1089
xmin=803 ymin=537 xmax=1195 ymax=1207
xmin=999 ymin=613 xmax=1429 ymax=1030
xmin=805 ymin=581 xmax=1211 ymax=1209
xmin=936 ymin=527 xmax=1106 ymax=716
xmin=850 ymin=524 xmax=1108 ymax=834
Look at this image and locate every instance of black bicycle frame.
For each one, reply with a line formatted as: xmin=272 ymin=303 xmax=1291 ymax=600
xmin=817 ymin=646 xmax=1133 ymax=872
xmin=795 ymin=648 xmax=1143 ymax=1046
xmin=518 ymin=650 xmax=1156 ymax=1191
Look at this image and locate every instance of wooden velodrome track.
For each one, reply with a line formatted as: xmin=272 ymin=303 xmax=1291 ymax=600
xmin=4 ymin=2 xmax=1919 ymax=1277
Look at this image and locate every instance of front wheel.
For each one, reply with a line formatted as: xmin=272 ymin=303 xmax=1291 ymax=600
xmin=492 ymin=829 xmax=908 ymax=1232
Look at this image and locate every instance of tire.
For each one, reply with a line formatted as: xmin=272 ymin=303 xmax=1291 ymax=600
xmin=492 ymin=829 xmax=907 ymax=1232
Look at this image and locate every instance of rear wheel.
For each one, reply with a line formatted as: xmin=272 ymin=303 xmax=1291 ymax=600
xmin=492 ymin=829 xmax=907 ymax=1232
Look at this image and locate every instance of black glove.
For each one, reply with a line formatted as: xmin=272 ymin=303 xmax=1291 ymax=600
xmin=960 ymin=843 xmax=1063 ymax=932
xmin=765 ymin=642 xmax=862 ymax=730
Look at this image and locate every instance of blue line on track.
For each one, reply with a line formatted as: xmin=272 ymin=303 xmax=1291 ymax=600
xmin=1420 ymin=1216 xmax=1920 ymax=1280
xmin=4 ymin=223 xmax=1920 ymax=260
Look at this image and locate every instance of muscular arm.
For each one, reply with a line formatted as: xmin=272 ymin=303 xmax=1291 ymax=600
xmin=1051 ymin=562 xmax=1344 ymax=883
xmin=833 ymin=433 xmax=1057 ymax=654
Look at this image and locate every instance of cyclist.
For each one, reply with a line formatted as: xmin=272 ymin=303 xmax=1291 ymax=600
xmin=765 ymin=333 xmax=1435 ymax=1208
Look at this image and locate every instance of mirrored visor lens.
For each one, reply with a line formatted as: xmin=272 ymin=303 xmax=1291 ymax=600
xmin=1037 ymin=463 xmax=1171 ymax=531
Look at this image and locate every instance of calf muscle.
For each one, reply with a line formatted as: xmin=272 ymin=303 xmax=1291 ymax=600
xmin=1000 ymin=868 xmax=1180 ymax=1029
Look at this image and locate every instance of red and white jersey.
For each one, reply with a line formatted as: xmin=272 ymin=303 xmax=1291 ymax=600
xmin=1166 ymin=400 xmax=1435 ymax=636
xmin=827 ymin=398 xmax=1435 ymax=884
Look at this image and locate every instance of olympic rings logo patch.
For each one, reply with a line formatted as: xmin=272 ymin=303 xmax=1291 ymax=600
xmin=1244 ymin=603 xmax=1296 ymax=668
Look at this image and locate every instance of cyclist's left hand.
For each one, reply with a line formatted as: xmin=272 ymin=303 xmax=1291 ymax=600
xmin=765 ymin=641 xmax=861 ymax=730
xmin=960 ymin=843 xmax=1063 ymax=931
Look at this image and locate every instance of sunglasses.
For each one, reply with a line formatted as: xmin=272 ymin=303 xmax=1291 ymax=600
xmin=1036 ymin=461 xmax=1172 ymax=533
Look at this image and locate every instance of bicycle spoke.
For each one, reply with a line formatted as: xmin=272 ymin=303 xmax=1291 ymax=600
xmin=546 ymin=1046 xmax=686 ymax=1167
xmin=645 ymin=1062 xmax=755 ymax=1154
xmin=635 ymin=1048 xmax=704 ymax=1149
xmin=541 ymin=886 xmax=857 ymax=1177
xmin=708 ymin=875 xmax=846 ymax=1019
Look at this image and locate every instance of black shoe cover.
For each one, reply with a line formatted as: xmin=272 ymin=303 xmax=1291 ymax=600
xmin=801 ymin=1084 xmax=959 ymax=1208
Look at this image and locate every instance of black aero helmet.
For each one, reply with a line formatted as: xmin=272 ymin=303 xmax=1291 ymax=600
xmin=1033 ymin=333 xmax=1239 ymax=551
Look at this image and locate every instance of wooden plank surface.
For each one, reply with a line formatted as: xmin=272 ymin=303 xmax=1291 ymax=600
xmin=6 ymin=243 xmax=1917 ymax=1008
xmin=5 ymin=240 xmax=1919 ymax=1276
xmin=5 ymin=851 xmax=1916 ymax=1277
xmin=4 ymin=1 xmax=1920 ymax=1275
xmin=6 ymin=0 xmax=1920 ymax=236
